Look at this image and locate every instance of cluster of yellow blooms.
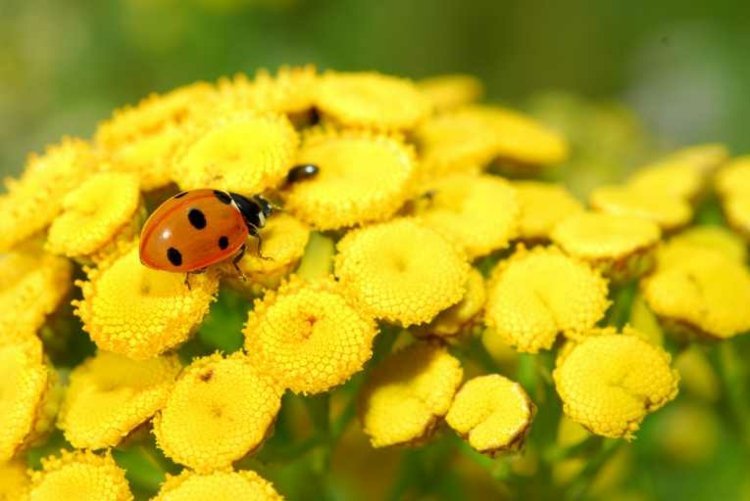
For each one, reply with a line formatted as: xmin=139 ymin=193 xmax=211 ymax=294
xmin=0 ymin=65 xmax=748 ymax=499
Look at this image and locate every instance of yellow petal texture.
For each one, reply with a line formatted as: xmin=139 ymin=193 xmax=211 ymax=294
xmin=484 ymin=246 xmax=609 ymax=353
xmin=244 ymin=277 xmax=377 ymax=394
xmin=641 ymin=247 xmax=750 ymax=339
xmin=0 ymin=459 xmax=30 ymax=500
xmin=217 ymin=65 xmax=318 ymax=116
xmin=715 ymin=156 xmax=750 ymax=236
xmin=315 ymin=72 xmax=432 ymax=130
xmin=359 ymin=343 xmax=463 ymax=447
xmin=0 ymin=138 xmax=95 ymax=251
xmin=174 ymin=111 xmax=299 ymax=193
xmin=153 ymin=469 xmax=282 ymax=501
xmin=284 ymin=129 xmax=417 ymax=230
xmin=414 ymin=267 xmax=486 ymax=338
xmin=58 ymin=351 xmax=181 ymax=449
xmin=153 ymin=353 xmax=282 ymax=472
xmin=0 ymin=248 xmax=71 ymax=334
xmin=0 ymin=337 xmax=48 ymax=460
xmin=335 ymin=219 xmax=469 ymax=326
xmin=415 ymin=173 xmax=519 ymax=258
xmin=29 ymin=450 xmax=133 ymax=501
xmin=589 ymin=185 xmax=692 ymax=231
xmin=513 ymin=181 xmax=583 ymax=241
xmin=553 ymin=332 xmax=679 ymax=439
xmin=445 ymin=374 xmax=534 ymax=454
xmin=417 ymin=74 xmax=484 ymax=112
xmin=46 ymin=173 xmax=143 ymax=260
xmin=74 ymin=246 xmax=218 ymax=359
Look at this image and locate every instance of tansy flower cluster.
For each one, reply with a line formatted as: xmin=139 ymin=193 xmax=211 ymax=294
xmin=0 ymin=66 xmax=747 ymax=499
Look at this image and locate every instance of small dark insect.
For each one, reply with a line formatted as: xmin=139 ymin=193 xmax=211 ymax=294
xmin=285 ymin=164 xmax=320 ymax=185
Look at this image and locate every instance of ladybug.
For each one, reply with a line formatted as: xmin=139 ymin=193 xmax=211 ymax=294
xmin=139 ymin=189 xmax=273 ymax=277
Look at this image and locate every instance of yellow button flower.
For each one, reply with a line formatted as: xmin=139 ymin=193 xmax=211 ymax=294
xmin=284 ymin=129 xmax=417 ymax=230
xmin=551 ymin=212 xmax=661 ymax=281
xmin=30 ymin=450 xmax=132 ymax=501
xmin=489 ymin=107 xmax=569 ymax=168
xmin=335 ymin=219 xmax=469 ymax=326
xmin=315 ymin=72 xmax=432 ymax=130
xmin=664 ymin=143 xmax=728 ymax=173
xmin=0 ymin=137 xmax=95 ymax=251
xmin=173 ymin=111 xmax=298 ymax=194
xmin=417 ymin=74 xmax=484 ymax=112
xmin=359 ymin=343 xmax=463 ymax=447
xmin=0 ymin=247 xmax=71 ymax=334
xmin=244 ymin=277 xmax=377 ymax=394
xmin=513 ymin=181 xmax=583 ymax=241
xmin=641 ymin=249 xmax=750 ymax=339
xmin=0 ymin=337 xmax=49 ymax=460
xmin=589 ymin=185 xmax=692 ymax=231
xmin=415 ymin=173 xmax=519 ymax=258
xmin=445 ymin=374 xmax=535 ymax=454
xmin=657 ymin=225 xmax=746 ymax=266
xmin=627 ymin=161 xmax=704 ymax=202
xmin=153 ymin=469 xmax=282 ymax=501
xmin=58 ymin=351 xmax=181 ymax=449
xmin=153 ymin=353 xmax=282 ymax=472
xmin=0 ymin=459 xmax=30 ymax=500
xmin=715 ymin=156 xmax=750 ymax=236
xmin=553 ymin=331 xmax=679 ymax=439
xmin=74 ymin=246 xmax=219 ymax=360
xmin=46 ymin=173 xmax=144 ymax=262
xmin=484 ymin=246 xmax=609 ymax=353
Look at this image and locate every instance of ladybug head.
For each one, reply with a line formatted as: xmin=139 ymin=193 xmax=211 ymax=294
xmin=229 ymin=192 xmax=275 ymax=231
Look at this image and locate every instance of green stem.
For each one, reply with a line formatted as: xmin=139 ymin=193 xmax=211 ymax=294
xmin=563 ymin=438 xmax=621 ymax=500
xmin=606 ymin=280 xmax=638 ymax=329
xmin=715 ymin=342 xmax=750 ymax=448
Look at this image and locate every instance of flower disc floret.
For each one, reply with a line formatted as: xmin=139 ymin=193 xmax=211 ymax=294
xmin=414 ymin=267 xmax=486 ymax=338
xmin=154 ymin=469 xmax=282 ymax=501
xmin=484 ymin=246 xmax=609 ymax=353
xmin=30 ymin=450 xmax=132 ymax=501
xmin=284 ymin=129 xmax=417 ymax=230
xmin=46 ymin=173 xmax=143 ymax=261
xmin=58 ymin=351 xmax=181 ymax=449
xmin=74 ymin=246 xmax=218 ymax=359
xmin=315 ymin=72 xmax=432 ymax=130
xmin=173 ymin=111 xmax=298 ymax=194
xmin=417 ymin=74 xmax=484 ymax=112
xmin=359 ymin=343 xmax=463 ymax=447
xmin=415 ymin=173 xmax=519 ymax=258
xmin=244 ymin=277 xmax=377 ymax=394
xmin=153 ymin=353 xmax=282 ymax=472
xmin=553 ymin=332 xmax=679 ymax=439
xmin=446 ymin=374 xmax=534 ymax=454
xmin=513 ymin=181 xmax=583 ymax=241
xmin=589 ymin=185 xmax=692 ymax=231
xmin=335 ymin=219 xmax=469 ymax=326
xmin=0 ymin=460 xmax=30 ymax=499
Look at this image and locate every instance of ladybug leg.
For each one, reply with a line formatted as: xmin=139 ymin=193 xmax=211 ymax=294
xmin=184 ymin=273 xmax=192 ymax=291
xmin=249 ymin=226 xmax=273 ymax=261
xmin=232 ymin=244 xmax=248 ymax=281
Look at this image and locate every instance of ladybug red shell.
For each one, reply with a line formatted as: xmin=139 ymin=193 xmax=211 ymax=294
xmin=139 ymin=189 xmax=272 ymax=273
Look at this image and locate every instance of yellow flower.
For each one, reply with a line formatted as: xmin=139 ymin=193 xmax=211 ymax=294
xmin=445 ymin=374 xmax=535 ymax=454
xmin=315 ymin=72 xmax=432 ymax=130
xmin=283 ymin=129 xmax=417 ymax=230
xmin=484 ymin=246 xmax=610 ymax=353
xmin=627 ymin=161 xmax=704 ymax=202
xmin=235 ymin=213 xmax=310 ymax=291
xmin=0 ymin=137 xmax=95 ymax=251
xmin=413 ymin=267 xmax=486 ymax=339
xmin=415 ymin=173 xmax=519 ymax=258
xmin=153 ymin=469 xmax=282 ymax=501
xmin=551 ymin=211 xmax=661 ymax=281
xmin=153 ymin=353 xmax=282 ymax=472
xmin=417 ymin=74 xmax=484 ymax=112
xmin=244 ymin=277 xmax=377 ymax=394
xmin=58 ymin=351 xmax=181 ymax=449
xmin=173 ymin=111 xmax=299 ymax=194
xmin=30 ymin=450 xmax=132 ymax=501
xmin=715 ymin=156 xmax=750 ymax=237
xmin=553 ymin=330 xmax=679 ymax=439
xmin=0 ymin=247 xmax=71 ymax=335
xmin=489 ymin=107 xmax=569 ymax=168
xmin=0 ymin=459 xmax=30 ymax=500
xmin=359 ymin=343 xmax=463 ymax=447
xmin=641 ymin=247 xmax=750 ymax=339
xmin=513 ymin=181 xmax=583 ymax=241
xmin=0 ymin=337 xmax=48 ymax=460
xmin=335 ymin=219 xmax=469 ymax=326
xmin=657 ymin=225 xmax=746 ymax=265
xmin=589 ymin=185 xmax=692 ymax=231
xmin=46 ymin=173 xmax=144 ymax=262
xmin=663 ymin=143 xmax=728 ymax=174
xmin=74 ymin=246 xmax=219 ymax=360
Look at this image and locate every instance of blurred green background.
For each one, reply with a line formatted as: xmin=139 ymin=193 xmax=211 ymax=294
xmin=2 ymin=0 xmax=750 ymax=178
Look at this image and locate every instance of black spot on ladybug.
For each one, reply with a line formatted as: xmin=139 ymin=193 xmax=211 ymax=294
xmin=188 ymin=209 xmax=207 ymax=230
xmin=167 ymin=247 xmax=182 ymax=267
xmin=174 ymin=191 xmax=188 ymax=199
xmin=213 ymin=190 xmax=232 ymax=205
xmin=218 ymin=236 xmax=229 ymax=250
